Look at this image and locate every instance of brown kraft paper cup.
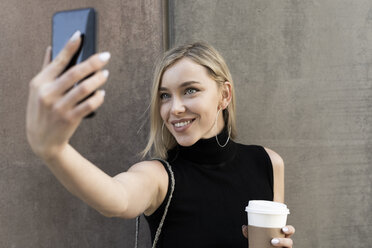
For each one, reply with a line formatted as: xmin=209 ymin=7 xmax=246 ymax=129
xmin=245 ymin=201 xmax=290 ymax=248
xmin=248 ymin=225 xmax=285 ymax=248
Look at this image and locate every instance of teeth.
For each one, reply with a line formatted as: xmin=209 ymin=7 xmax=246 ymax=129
xmin=174 ymin=120 xmax=192 ymax=127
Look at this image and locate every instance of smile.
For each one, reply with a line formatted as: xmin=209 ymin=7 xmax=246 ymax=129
xmin=171 ymin=118 xmax=195 ymax=132
xmin=174 ymin=120 xmax=192 ymax=127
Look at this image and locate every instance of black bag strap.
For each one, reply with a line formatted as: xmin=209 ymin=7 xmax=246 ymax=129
xmin=135 ymin=159 xmax=175 ymax=248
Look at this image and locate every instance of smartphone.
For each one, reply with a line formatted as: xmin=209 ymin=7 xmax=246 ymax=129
xmin=52 ymin=8 xmax=97 ymax=118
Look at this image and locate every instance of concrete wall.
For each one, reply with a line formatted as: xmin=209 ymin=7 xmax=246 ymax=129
xmin=1 ymin=0 xmax=371 ymax=247
xmin=0 ymin=0 xmax=162 ymax=247
xmin=169 ymin=0 xmax=371 ymax=247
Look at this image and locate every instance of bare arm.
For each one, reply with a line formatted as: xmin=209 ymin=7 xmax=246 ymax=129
xmin=113 ymin=160 xmax=169 ymax=218
xmin=262 ymin=148 xmax=296 ymax=247
xmin=264 ymin=147 xmax=285 ymax=203
xmin=26 ymin=32 xmax=167 ymax=219
xmin=43 ymin=145 xmax=167 ymax=218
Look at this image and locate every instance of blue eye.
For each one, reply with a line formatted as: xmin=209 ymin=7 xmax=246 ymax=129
xmin=160 ymin=93 xmax=171 ymax=100
xmin=185 ymin=88 xmax=198 ymax=95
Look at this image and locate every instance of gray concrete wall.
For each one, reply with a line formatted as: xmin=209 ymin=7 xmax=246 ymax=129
xmin=170 ymin=1 xmax=371 ymax=247
xmin=1 ymin=0 xmax=371 ymax=247
xmin=0 ymin=0 xmax=163 ymax=247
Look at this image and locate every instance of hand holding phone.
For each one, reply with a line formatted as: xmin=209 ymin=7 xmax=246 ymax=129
xmin=27 ymin=34 xmax=109 ymax=161
xmin=52 ymin=8 xmax=97 ymax=118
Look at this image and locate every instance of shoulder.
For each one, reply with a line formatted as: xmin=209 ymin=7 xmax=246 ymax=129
xmin=236 ymin=144 xmax=284 ymax=171
xmin=236 ymin=143 xmax=284 ymax=167
xmin=125 ymin=160 xmax=169 ymax=216
xmin=125 ymin=160 xmax=169 ymax=194
xmin=127 ymin=160 xmax=169 ymax=183
xmin=128 ymin=159 xmax=167 ymax=173
xmin=233 ymin=142 xmax=284 ymax=169
xmin=263 ymin=147 xmax=284 ymax=171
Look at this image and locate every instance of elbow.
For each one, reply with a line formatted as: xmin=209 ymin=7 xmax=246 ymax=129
xmin=99 ymin=208 xmax=140 ymax=220
xmin=97 ymin=202 xmax=131 ymax=219
xmin=99 ymin=210 xmax=117 ymax=218
xmin=98 ymin=208 xmax=126 ymax=218
xmin=96 ymin=179 xmax=137 ymax=219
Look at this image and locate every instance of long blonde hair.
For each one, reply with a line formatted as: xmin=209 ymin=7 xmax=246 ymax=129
xmin=142 ymin=42 xmax=237 ymax=159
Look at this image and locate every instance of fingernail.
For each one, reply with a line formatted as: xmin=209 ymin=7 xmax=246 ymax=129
xmin=99 ymin=52 xmax=111 ymax=62
xmin=282 ymin=227 xmax=289 ymax=232
xmin=100 ymin=90 xmax=106 ymax=97
xmin=271 ymin=238 xmax=280 ymax=245
xmin=70 ymin=30 xmax=81 ymax=42
xmin=102 ymin=70 xmax=109 ymax=78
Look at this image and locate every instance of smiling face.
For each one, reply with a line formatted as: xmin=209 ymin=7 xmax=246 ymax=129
xmin=159 ymin=57 xmax=227 ymax=146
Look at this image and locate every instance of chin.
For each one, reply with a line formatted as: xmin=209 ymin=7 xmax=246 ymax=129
xmin=174 ymin=135 xmax=198 ymax=147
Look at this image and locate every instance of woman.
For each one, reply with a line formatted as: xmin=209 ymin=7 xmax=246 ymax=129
xmin=26 ymin=30 xmax=295 ymax=247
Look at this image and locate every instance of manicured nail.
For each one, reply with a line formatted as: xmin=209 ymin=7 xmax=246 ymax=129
xmin=70 ymin=30 xmax=81 ymax=42
xmin=99 ymin=52 xmax=111 ymax=62
xmin=271 ymin=238 xmax=280 ymax=245
xmin=282 ymin=227 xmax=289 ymax=232
xmin=102 ymin=70 xmax=109 ymax=78
xmin=100 ymin=90 xmax=106 ymax=97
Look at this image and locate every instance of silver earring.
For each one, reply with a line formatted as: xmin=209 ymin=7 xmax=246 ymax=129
xmin=161 ymin=122 xmax=165 ymax=143
xmin=214 ymin=108 xmax=231 ymax=148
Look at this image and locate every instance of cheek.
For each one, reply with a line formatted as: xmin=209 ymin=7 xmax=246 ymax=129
xmin=202 ymin=108 xmax=217 ymax=125
xmin=188 ymin=98 xmax=218 ymax=121
xmin=159 ymin=103 xmax=168 ymax=121
xmin=159 ymin=102 xmax=171 ymax=121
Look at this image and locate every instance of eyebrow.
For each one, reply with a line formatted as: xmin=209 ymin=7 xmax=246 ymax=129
xmin=159 ymin=81 xmax=201 ymax=91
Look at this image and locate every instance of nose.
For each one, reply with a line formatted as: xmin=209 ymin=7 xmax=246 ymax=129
xmin=170 ymin=96 xmax=186 ymax=116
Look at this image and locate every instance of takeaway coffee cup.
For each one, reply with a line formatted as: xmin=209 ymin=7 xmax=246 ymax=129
xmin=245 ymin=200 xmax=290 ymax=248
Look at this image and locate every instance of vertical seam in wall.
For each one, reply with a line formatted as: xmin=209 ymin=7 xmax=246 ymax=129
xmin=168 ymin=0 xmax=174 ymax=48
xmin=162 ymin=0 xmax=170 ymax=51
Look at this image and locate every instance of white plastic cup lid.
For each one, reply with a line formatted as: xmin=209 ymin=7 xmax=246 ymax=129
xmin=245 ymin=200 xmax=290 ymax=215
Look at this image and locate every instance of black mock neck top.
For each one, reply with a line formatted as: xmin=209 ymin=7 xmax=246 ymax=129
xmin=145 ymin=129 xmax=274 ymax=247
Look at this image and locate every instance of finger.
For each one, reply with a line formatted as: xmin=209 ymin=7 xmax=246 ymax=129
xmin=53 ymin=52 xmax=111 ymax=96
xmin=56 ymin=70 xmax=109 ymax=110
xmin=42 ymin=46 xmax=52 ymax=69
xmin=30 ymin=46 xmax=54 ymax=89
xmin=69 ymin=89 xmax=105 ymax=120
xmin=241 ymin=225 xmax=248 ymax=239
xmin=282 ymin=225 xmax=296 ymax=238
xmin=43 ymin=30 xmax=82 ymax=80
xmin=271 ymin=237 xmax=293 ymax=247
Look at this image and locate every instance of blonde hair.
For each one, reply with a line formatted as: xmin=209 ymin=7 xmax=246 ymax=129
xmin=142 ymin=42 xmax=237 ymax=159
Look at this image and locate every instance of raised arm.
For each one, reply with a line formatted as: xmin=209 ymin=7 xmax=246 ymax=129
xmin=26 ymin=31 xmax=167 ymax=219
xmin=43 ymin=145 xmax=168 ymax=218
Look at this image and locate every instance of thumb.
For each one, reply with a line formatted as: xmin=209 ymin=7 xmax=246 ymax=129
xmin=242 ymin=225 xmax=248 ymax=239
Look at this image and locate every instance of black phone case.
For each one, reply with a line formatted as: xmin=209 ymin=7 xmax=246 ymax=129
xmin=52 ymin=8 xmax=97 ymax=118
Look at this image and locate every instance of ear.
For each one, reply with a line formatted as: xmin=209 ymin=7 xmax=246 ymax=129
xmin=219 ymin=81 xmax=232 ymax=110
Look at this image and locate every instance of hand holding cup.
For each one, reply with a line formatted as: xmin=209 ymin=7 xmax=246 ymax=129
xmin=244 ymin=200 xmax=293 ymax=248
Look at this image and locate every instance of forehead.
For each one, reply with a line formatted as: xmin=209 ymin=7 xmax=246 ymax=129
xmin=161 ymin=58 xmax=213 ymax=88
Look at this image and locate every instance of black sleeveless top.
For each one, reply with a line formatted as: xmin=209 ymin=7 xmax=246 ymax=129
xmin=145 ymin=129 xmax=274 ymax=247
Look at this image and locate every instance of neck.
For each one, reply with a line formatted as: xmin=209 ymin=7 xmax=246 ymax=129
xmin=202 ymin=109 xmax=226 ymax=139
xmin=168 ymin=127 xmax=237 ymax=167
